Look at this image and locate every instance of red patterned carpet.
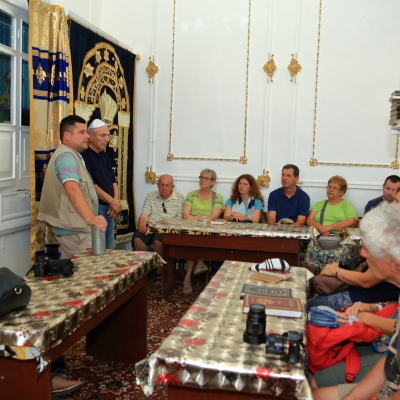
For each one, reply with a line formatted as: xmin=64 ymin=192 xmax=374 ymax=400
xmin=62 ymin=271 xmax=207 ymax=399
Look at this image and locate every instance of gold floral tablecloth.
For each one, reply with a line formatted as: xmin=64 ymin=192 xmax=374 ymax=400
xmin=149 ymin=218 xmax=316 ymax=239
xmin=0 ymin=250 xmax=163 ymax=371
xmin=136 ymin=261 xmax=311 ymax=400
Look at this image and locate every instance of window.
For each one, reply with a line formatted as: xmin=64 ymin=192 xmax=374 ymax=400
xmin=0 ymin=1 xmax=29 ymax=191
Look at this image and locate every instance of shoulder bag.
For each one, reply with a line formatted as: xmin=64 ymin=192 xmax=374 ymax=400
xmin=0 ymin=267 xmax=31 ymax=317
xmin=308 ymin=259 xmax=367 ymax=298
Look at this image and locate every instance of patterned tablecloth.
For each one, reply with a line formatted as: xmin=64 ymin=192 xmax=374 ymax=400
xmin=342 ymin=228 xmax=362 ymax=245
xmin=0 ymin=250 xmax=163 ymax=371
xmin=148 ymin=218 xmax=317 ymax=239
xmin=136 ymin=262 xmax=312 ymax=400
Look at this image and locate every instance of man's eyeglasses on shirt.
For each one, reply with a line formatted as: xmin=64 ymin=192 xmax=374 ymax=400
xmin=162 ymin=202 xmax=167 ymax=213
xmin=199 ymin=176 xmax=212 ymax=181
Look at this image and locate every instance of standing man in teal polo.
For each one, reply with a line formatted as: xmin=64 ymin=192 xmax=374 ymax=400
xmin=38 ymin=115 xmax=107 ymax=258
xmin=267 ymin=164 xmax=310 ymax=225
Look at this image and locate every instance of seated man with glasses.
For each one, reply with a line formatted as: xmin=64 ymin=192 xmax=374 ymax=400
xmin=133 ymin=174 xmax=184 ymax=285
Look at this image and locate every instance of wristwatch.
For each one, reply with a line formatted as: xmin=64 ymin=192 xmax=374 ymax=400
xmin=335 ymin=268 xmax=341 ymax=278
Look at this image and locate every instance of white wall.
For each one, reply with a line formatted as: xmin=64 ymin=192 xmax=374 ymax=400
xmin=98 ymin=0 xmax=400 ymax=217
xmin=6 ymin=0 xmax=400 ymax=274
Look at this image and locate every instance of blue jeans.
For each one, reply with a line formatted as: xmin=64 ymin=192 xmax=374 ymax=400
xmin=307 ymin=290 xmax=353 ymax=312
xmin=98 ymin=204 xmax=115 ymax=249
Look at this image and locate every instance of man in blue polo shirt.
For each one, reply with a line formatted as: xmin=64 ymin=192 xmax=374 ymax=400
xmin=267 ymin=164 xmax=310 ymax=225
xmin=82 ymin=119 xmax=121 ymax=249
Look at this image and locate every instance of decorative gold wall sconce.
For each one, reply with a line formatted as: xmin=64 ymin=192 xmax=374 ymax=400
xmin=256 ymin=169 xmax=271 ymax=188
xmin=146 ymin=56 xmax=159 ymax=84
xmin=145 ymin=166 xmax=157 ymax=184
xmin=288 ymin=53 xmax=301 ymax=83
xmin=263 ymin=53 xmax=276 ymax=83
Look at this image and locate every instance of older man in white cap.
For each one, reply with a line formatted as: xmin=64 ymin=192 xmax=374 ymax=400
xmin=82 ymin=119 xmax=121 ymax=249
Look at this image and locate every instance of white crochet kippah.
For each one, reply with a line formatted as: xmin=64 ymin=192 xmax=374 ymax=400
xmin=88 ymin=119 xmax=106 ymax=129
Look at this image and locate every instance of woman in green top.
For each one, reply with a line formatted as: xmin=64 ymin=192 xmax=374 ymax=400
xmin=182 ymin=169 xmax=223 ymax=293
xmin=306 ymin=175 xmax=358 ymax=235
xmin=305 ymin=176 xmax=358 ymax=273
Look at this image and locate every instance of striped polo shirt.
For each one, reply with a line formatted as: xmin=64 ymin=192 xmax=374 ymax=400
xmin=141 ymin=190 xmax=184 ymax=223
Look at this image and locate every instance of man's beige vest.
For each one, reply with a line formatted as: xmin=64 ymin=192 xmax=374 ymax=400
xmin=38 ymin=144 xmax=95 ymax=233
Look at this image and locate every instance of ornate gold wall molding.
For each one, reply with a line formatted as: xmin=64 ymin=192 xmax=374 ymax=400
xmin=288 ymin=53 xmax=301 ymax=83
xmin=310 ymin=1 xmax=399 ymax=169
xmin=146 ymin=56 xmax=159 ymax=84
xmin=263 ymin=53 xmax=276 ymax=83
xmin=167 ymin=0 xmax=251 ymax=164
xmin=145 ymin=165 xmax=157 ymax=184
xmin=256 ymin=169 xmax=271 ymax=188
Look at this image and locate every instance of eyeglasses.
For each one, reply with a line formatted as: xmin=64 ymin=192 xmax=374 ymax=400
xmin=326 ymin=186 xmax=341 ymax=191
xmin=199 ymin=176 xmax=212 ymax=181
xmin=162 ymin=202 xmax=167 ymax=213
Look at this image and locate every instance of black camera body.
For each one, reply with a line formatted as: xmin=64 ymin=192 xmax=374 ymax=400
xmin=33 ymin=256 xmax=74 ymax=278
xmin=266 ymin=331 xmax=304 ymax=364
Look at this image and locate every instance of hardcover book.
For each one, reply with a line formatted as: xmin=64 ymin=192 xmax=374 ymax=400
xmin=242 ymin=294 xmax=302 ymax=318
xmin=241 ymin=284 xmax=292 ymax=298
xmin=249 ymin=272 xmax=284 ymax=284
xmin=257 ymin=269 xmax=294 ymax=280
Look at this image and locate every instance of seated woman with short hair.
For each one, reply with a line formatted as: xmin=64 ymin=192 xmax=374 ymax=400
xmin=224 ymin=174 xmax=264 ymax=223
xmin=305 ymin=176 xmax=358 ymax=273
xmin=182 ymin=168 xmax=223 ymax=293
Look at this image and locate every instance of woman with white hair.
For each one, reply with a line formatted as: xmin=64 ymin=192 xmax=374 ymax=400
xmin=312 ymin=202 xmax=400 ymax=400
xmin=181 ymin=169 xmax=223 ymax=293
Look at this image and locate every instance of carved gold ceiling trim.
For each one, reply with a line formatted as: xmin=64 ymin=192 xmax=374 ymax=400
xmin=167 ymin=0 xmax=250 ymax=164
xmin=263 ymin=53 xmax=276 ymax=83
xmin=146 ymin=56 xmax=159 ymax=84
xmin=145 ymin=165 xmax=157 ymax=184
xmin=310 ymin=0 xmax=399 ymax=169
xmin=288 ymin=53 xmax=301 ymax=83
xmin=256 ymin=169 xmax=271 ymax=188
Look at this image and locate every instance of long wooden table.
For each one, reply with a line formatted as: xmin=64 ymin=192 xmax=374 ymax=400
xmin=135 ymin=261 xmax=312 ymax=400
xmin=148 ymin=218 xmax=315 ymax=299
xmin=0 ymin=249 xmax=161 ymax=400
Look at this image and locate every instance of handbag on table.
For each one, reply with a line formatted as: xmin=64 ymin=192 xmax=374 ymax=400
xmin=0 ymin=267 xmax=31 ymax=317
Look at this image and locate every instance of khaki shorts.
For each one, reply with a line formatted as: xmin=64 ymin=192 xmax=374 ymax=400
xmin=54 ymin=231 xmax=91 ymax=259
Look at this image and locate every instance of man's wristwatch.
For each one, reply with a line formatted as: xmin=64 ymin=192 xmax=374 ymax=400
xmin=335 ymin=268 xmax=341 ymax=278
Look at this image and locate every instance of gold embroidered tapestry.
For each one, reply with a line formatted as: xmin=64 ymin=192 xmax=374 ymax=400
xmin=29 ymin=0 xmax=73 ymax=264
xmin=69 ymin=20 xmax=137 ymax=243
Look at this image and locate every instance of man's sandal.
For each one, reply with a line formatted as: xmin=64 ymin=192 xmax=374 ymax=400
xmin=183 ymin=281 xmax=192 ymax=294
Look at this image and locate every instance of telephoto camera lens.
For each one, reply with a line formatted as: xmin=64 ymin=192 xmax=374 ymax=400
xmin=243 ymin=304 xmax=267 ymax=345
